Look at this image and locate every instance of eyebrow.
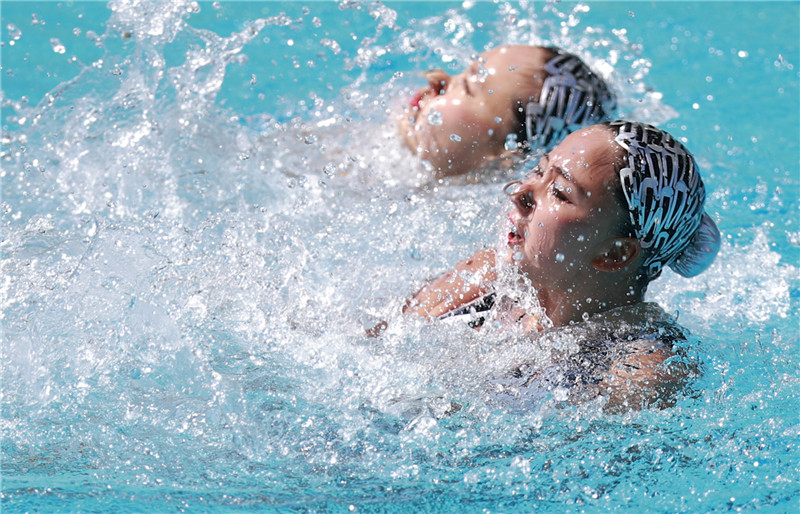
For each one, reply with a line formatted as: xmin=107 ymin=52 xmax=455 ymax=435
xmin=537 ymin=153 xmax=551 ymax=172
xmin=550 ymin=161 xmax=586 ymax=197
xmin=553 ymin=165 xmax=574 ymax=183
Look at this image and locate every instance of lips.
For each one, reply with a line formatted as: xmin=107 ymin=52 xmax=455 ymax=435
xmin=507 ymin=215 xmax=523 ymax=246
xmin=410 ymin=83 xmax=439 ymax=111
xmin=410 ymin=90 xmax=424 ymax=110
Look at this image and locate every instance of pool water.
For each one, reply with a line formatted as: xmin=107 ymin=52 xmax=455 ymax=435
xmin=1 ymin=1 xmax=798 ymax=511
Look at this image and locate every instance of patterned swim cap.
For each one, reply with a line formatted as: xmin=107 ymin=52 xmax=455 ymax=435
xmin=525 ymin=49 xmax=616 ymax=150
xmin=608 ymin=120 xmax=721 ymax=279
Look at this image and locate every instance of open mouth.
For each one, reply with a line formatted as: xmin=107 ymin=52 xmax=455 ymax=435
xmin=507 ymin=215 xmax=523 ymax=246
xmin=410 ymin=82 xmax=441 ymax=112
xmin=404 ymin=89 xmax=427 ymax=130
xmin=410 ymin=90 xmax=424 ymax=110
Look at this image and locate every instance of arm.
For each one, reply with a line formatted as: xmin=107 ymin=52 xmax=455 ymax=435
xmin=365 ymin=248 xmax=497 ymax=338
xmin=596 ymin=340 xmax=692 ymax=414
xmin=403 ymin=248 xmax=497 ymax=320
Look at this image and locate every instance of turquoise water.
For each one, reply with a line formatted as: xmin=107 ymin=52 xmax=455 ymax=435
xmin=1 ymin=1 xmax=798 ymax=512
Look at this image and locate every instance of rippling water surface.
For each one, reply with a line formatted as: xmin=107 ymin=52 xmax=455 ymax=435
xmin=2 ymin=1 xmax=798 ymax=511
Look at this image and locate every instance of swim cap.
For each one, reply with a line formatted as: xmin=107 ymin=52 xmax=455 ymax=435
xmin=608 ymin=120 xmax=721 ymax=279
xmin=525 ymin=50 xmax=616 ymax=151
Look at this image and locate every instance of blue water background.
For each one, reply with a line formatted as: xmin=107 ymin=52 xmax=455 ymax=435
xmin=1 ymin=1 xmax=798 ymax=512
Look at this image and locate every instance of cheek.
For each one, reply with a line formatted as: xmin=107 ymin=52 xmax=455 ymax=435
xmin=527 ymin=218 xmax=592 ymax=261
xmin=559 ymin=220 xmax=611 ymax=261
xmin=523 ymin=219 xmax=552 ymax=256
xmin=430 ymin=100 xmax=492 ymax=136
xmin=424 ymin=97 xmax=464 ymax=122
xmin=414 ymin=102 xmax=463 ymax=149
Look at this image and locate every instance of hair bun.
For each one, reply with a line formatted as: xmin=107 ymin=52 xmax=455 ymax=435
xmin=669 ymin=213 xmax=721 ymax=278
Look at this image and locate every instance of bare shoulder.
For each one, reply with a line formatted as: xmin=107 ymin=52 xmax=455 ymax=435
xmin=403 ymin=248 xmax=497 ymax=319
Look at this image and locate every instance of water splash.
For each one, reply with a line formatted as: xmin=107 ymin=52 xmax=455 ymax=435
xmin=426 ymin=108 xmax=443 ymax=126
xmin=2 ymin=0 xmax=797 ymax=511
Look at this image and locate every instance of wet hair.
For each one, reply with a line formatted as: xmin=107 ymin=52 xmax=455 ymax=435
xmin=513 ymin=48 xmax=616 ymax=152
xmin=603 ymin=120 xmax=721 ymax=280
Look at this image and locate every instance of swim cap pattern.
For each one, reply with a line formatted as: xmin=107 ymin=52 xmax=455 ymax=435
xmin=609 ymin=120 xmax=720 ymax=279
xmin=525 ymin=51 xmax=615 ymax=150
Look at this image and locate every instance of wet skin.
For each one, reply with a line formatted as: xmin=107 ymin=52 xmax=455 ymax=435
xmin=398 ymin=45 xmax=551 ymax=177
xmin=504 ymin=127 xmax=628 ymax=293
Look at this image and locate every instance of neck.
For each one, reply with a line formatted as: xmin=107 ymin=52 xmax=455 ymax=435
xmin=535 ymin=275 xmax=645 ymax=326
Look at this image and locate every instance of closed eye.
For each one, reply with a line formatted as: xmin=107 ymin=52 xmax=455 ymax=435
xmin=462 ymin=76 xmax=472 ymax=96
xmin=551 ymin=181 xmax=572 ymax=203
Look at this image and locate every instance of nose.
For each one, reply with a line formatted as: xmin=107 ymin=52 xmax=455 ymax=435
xmin=423 ymin=69 xmax=450 ymax=94
xmin=503 ymin=180 xmax=523 ymax=196
xmin=505 ymin=180 xmax=536 ymax=219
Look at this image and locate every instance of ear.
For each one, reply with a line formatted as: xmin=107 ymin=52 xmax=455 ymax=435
xmin=592 ymin=237 xmax=641 ymax=272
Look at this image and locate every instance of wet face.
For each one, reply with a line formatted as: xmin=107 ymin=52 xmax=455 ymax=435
xmin=504 ymin=127 xmax=628 ymax=289
xmin=398 ymin=45 xmax=549 ymax=176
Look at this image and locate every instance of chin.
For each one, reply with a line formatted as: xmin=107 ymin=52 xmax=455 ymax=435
xmin=502 ymin=248 xmax=522 ymax=267
xmin=397 ymin=119 xmax=418 ymax=154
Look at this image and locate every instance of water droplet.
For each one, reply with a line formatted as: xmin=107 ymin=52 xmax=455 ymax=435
xmin=582 ymin=312 xmax=590 ymax=321
xmin=320 ymin=38 xmax=341 ymax=55
xmin=7 ymin=23 xmax=22 ymax=40
xmin=426 ymin=109 xmax=443 ymax=126
xmin=323 ymin=163 xmax=336 ymax=178
xmin=494 ymin=116 xmax=502 ymax=123
xmin=487 ymin=129 xmax=494 ymax=136
xmin=512 ymin=251 xmax=525 ymax=261
xmin=555 ymin=253 xmax=565 ymax=262
xmin=449 ymin=134 xmax=462 ymax=142
xmin=504 ymin=133 xmax=518 ymax=151
xmin=577 ymin=235 xmax=585 ymax=242
xmin=50 ymin=38 xmax=66 ymax=54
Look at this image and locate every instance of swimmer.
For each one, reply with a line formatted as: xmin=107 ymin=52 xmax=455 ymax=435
xmin=398 ymin=45 xmax=615 ymax=178
xmin=385 ymin=121 xmax=721 ymax=412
